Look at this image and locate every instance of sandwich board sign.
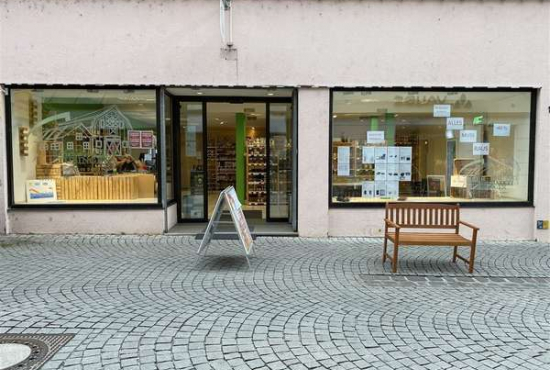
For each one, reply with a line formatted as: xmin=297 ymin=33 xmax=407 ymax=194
xmin=197 ymin=186 xmax=254 ymax=265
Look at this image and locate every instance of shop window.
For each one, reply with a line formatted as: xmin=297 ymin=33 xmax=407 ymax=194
xmin=10 ymin=88 xmax=159 ymax=205
xmin=331 ymin=89 xmax=534 ymax=205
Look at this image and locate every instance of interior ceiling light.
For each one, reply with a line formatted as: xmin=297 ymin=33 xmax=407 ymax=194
xmin=220 ymin=121 xmax=225 ymax=125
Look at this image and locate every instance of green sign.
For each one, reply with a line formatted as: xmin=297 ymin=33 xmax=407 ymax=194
xmin=473 ymin=115 xmax=484 ymax=125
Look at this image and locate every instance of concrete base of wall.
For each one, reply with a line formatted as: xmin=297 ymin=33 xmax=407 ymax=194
xmin=8 ymin=209 xmax=164 ymax=234
xmin=329 ymin=207 xmax=535 ymax=241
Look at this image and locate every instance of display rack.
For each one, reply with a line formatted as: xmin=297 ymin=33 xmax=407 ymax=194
xmin=246 ymin=138 xmax=266 ymax=205
xmin=207 ymin=141 xmax=236 ymax=191
xmin=269 ymin=136 xmax=292 ymax=216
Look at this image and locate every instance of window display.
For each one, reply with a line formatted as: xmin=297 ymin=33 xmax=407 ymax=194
xmin=10 ymin=88 xmax=158 ymax=205
xmin=331 ymin=89 xmax=534 ymax=204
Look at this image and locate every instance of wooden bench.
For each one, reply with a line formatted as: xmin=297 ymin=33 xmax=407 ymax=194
xmin=383 ymin=203 xmax=479 ymax=273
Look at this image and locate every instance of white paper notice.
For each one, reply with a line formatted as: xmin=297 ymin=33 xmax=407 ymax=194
xmin=433 ymin=104 xmax=451 ymax=118
xmin=473 ymin=142 xmax=490 ymax=156
xmin=399 ymin=163 xmax=412 ymax=181
xmin=375 ymin=181 xmax=386 ymax=197
xmin=386 ymin=181 xmax=399 ymax=198
xmin=375 ymin=147 xmax=387 ymax=163
xmin=367 ymin=131 xmax=385 ymax=144
xmin=387 ymin=163 xmax=399 ymax=181
xmin=493 ymin=123 xmax=511 ymax=137
xmin=362 ymin=146 xmax=375 ymax=164
xmin=337 ymin=146 xmax=350 ymax=176
xmin=460 ymin=130 xmax=477 ymax=143
xmin=186 ymin=126 xmax=197 ymax=156
xmin=399 ymin=147 xmax=412 ymax=163
xmin=361 ymin=181 xmax=375 ymax=198
xmin=375 ymin=163 xmax=387 ymax=181
xmin=446 ymin=117 xmax=464 ymax=130
xmin=387 ymin=147 xmax=399 ymax=163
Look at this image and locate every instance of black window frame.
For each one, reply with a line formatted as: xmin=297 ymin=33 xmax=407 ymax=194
xmin=5 ymin=84 xmax=164 ymax=210
xmin=328 ymin=87 xmax=537 ymax=209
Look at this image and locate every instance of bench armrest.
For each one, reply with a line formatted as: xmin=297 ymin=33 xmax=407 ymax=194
xmin=459 ymin=220 xmax=479 ymax=231
xmin=384 ymin=218 xmax=400 ymax=230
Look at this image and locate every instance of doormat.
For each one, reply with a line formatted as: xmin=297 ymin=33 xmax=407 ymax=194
xmin=0 ymin=333 xmax=74 ymax=370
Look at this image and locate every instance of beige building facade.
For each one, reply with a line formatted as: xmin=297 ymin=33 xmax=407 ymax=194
xmin=0 ymin=0 xmax=548 ymax=241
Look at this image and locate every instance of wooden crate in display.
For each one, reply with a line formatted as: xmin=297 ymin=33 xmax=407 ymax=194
xmin=56 ymin=175 xmax=139 ymax=201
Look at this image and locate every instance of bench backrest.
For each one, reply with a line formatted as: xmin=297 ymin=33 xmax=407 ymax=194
xmin=385 ymin=203 xmax=460 ymax=229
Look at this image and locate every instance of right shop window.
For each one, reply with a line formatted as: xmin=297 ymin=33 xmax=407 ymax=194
xmin=331 ymin=90 xmax=534 ymax=204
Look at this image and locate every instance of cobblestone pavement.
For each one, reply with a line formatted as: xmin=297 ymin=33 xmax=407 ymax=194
xmin=0 ymin=235 xmax=548 ymax=370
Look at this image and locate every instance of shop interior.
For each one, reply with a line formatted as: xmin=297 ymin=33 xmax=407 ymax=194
xmin=206 ymin=102 xmax=267 ymax=220
xmin=11 ymin=89 xmax=159 ymax=205
xmin=331 ymin=91 xmax=531 ymax=203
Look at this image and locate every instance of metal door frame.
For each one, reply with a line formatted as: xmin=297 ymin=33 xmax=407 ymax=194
xmin=174 ymin=95 xmax=295 ymax=226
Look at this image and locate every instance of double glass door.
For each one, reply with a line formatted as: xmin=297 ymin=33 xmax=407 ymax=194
xmin=176 ymin=100 xmax=295 ymax=225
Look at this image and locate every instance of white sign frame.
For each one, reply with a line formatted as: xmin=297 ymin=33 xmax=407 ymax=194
xmin=197 ymin=186 xmax=255 ymax=267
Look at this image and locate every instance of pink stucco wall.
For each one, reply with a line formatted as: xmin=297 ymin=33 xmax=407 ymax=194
xmin=0 ymin=0 xmax=548 ymax=239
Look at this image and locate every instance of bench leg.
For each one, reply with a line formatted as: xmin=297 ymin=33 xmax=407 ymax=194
xmin=468 ymin=243 xmax=477 ymax=273
xmin=382 ymin=237 xmax=388 ymax=263
xmin=452 ymin=246 xmax=458 ymax=263
xmin=392 ymin=244 xmax=399 ymax=273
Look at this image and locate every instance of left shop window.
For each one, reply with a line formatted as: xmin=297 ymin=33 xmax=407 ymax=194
xmin=10 ymin=88 xmax=158 ymax=205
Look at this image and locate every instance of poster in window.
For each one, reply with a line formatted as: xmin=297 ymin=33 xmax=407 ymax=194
xmin=186 ymin=126 xmax=197 ymax=156
xmin=399 ymin=163 xmax=412 ymax=181
xmin=387 ymin=147 xmax=399 ymax=163
xmin=386 ymin=181 xmax=399 ymax=198
xmin=362 ymin=146 xmax=375 ymax=164
xmin=361 ymin=181 xmax=375 ymax=198
xmin=375 ymin=181 xmax=386 ymax=197
xmin=446 ymin=117 xmax=464 ymax=130
xmin=367 ymin=131 xmax=385 ymax=144
xmin=399 ymin=147 xmax=412 ymax=163
xmin=433 ymin=104 xmax=451 ymax=117
xmin=375 ymin=163 xmax=386 ymax=181
xmin=140 ymin=131 xmax=154 ymax=148
xmin=26 ymin=180 xmax=57 ymax=203
xmin=128 ymin=130 xmax=141 ymax=148
xmin=493 ymin=123 xmax=510 ymax=137
xmin=337 ymin=146 xmax=350 ymax=177
xmin=387 ymin=163 xmax=399 ymax=181
xmin=473 ymin=142 xmax=490 ymax=156
xmin=460 ymin=130 xmax=477 ymax=143
xmin=374 ymin=147 xmax=387 ymax=163
xmin=186 ymin=142 xmax=197 ymax=157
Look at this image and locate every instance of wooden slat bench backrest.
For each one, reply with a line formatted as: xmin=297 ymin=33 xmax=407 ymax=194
xmin=385 ymin=203 xmax=460 ymax=229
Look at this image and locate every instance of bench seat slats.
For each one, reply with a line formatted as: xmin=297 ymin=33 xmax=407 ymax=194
xmin=386 ymin=232 xmax=471 ymax=246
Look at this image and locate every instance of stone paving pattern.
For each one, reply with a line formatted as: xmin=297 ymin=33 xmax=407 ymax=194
xmin=0 ymin=235 xmax=548 ymax=370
